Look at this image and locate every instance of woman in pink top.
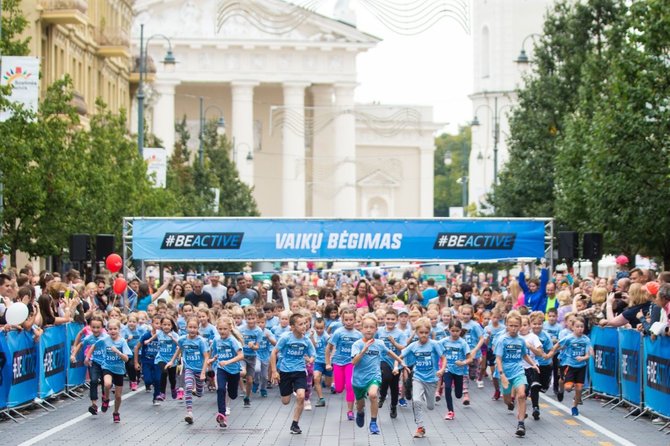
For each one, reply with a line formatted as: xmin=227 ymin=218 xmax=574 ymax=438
xmin=353 ymin=280 xmax=373 ymax=312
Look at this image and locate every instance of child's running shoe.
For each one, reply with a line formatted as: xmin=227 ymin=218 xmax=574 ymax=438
xmin=216 ymin=413 xmax=228 ymax=428
xmin=171 ymin=388 xmax=178 ymax=400
xmin=152 ymin=399 xmax=161 ymax=406
xmin=398 ymin=398 xmax=408 ymax=407
xmin=390 ymin=406 xmax=397 ymax=418
xmin=130 ymin=382 xmax=138 ymax=391
xmin=413 ymin=427 xmax=426 ymax=438
xmin=444 ymin=411 xmax=455 ymax=420
xmin=369 ymin=420 xmax=380 ymax=435
xmin=157 ymin=393 xmax=166 ymax=401
xmin=101 ymin=398 xmax=110 ymax=413
xmin=88 ymin=404 xmax=98 ymax=415
xmin=571 ymin=407 xmax=579 ymax=416
xmin=290 ymin=422 xmax=302 ymax=434
xmin=347 ymin=410 xmax=355 ymax=421
xmin=507 ymin=402 xmax=515 ymax=411
xmin=177 ymin=388 xmax=184 ymax=400
xmin=462 ymin=394 xmax=470 ymax=406
xmin=225 ymin=407 xmax=231 ymax=416
xmin=477 ymin=380 xmax=484 ymax=389
xmin=315 ymin=398 xmax=326 ymax=407
xmin=356 ymin=411 xmax=365 ymax=427
xmin=515 ymin=422 xmax=525 ymax=437
xmin=113 ymin=412 xmax=120 ymax=423
xmin=185 ymin=412 xmax=193 ymax=424
xmin=260 ymin=389 xmax=268 ymax=398
xmin=304 ymin=400 xmax=312 ymax=411
xmin=492 ymin=390 xmax=501 ymax=400
xmin=252 ymin=382 xmax=259 ymax=393
xmin=244 ymin=397 xmax=251 ymax=407
xmin=532 ymin=407 xmax=541 ymax=420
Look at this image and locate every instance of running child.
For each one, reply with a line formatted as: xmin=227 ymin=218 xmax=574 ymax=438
xmin=310 ymin=317 xmax=331 ymax=407
xmin=495 ymin=310 xmax=540 ymax=438
xmin=71 ymin=315 xmax=108 ymax=415
xmin=121 ymin=314 xmax=142 ymax=391
xmin=325 ymin=307 xmax=362 ymax=420
xmin=459 ymin=304 xmax=485 ymax=402
xmin=375 ymin=308 xmax=406 ymax=418
xmin=144 ymin=317 xmax=179 ymax=401
xmin=519 ymin=315 xmax=549 ymax=420
xmin=530 ymin=311 xmax=556 ymax=414
xmin=86 ymin=319 xmax=131 ymax=423
xmin=269 ymin=312 xmax=316 ymax=435
xmin=438 ymin=320 xmax=471 ymax=421
xmin=543 ymin=307 xmax=562 ymax=395
xmin=172 ymin=316 xmax=210 ymax=424
xmin=484 ymin=306 xmax=506 ymax=400
xmin=351 ymin=314 xmax=406 ymax=435
xmin=209 ymin=317 xmax=244 ymax=428
xmin=253 ymin=314 xmax=276 ymax=398
xmin=555 ymin=316 xmax=592 ymax=416
xmin=135 ymin=316 xmax=161 ymax=402
xmin=239 ymin=306 xmax=263 ymax=407
xmin=400 ymin=317 xmax=444 ymax=439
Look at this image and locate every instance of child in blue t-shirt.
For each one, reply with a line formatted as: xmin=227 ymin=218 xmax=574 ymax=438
xmin=351 ymin=314 xmax=405 ymax=435
xmin=555 ymin=316 xmax=592 ymax=416
xmin=401 ymin=317 xmax=444 ymax=439
xmin=144 ymin=317 xmax=179 ymax=402
xmin=254 ymin=315 xmax=276 ymax=398
xmin=121 ymin=314 xmax=142 ymax=391
xmin=495 ymin=311 xmax=539 ymax=438
xmin=173 ymin=316 xmax=209 ymax=424
xmin=375 ymin=308 xmax=407 ymax=418
xmin=484 ymin=307 xmax=506 ymax=400
xmin=438 ymin=320 xmax=471 ymax=421
xmin=543 ymin=307 xmax=562 ymax=395
xmin=326 ymin=308 xmax=362 ymax=421
xmin=134 ymin=316 xmax=161 ymax=402
xmin=310 ymin=317 xmax=331 ymax=407
xmin=209 ymin=317 xmax=244 ymax=428
xmin=71 ymin=316 xmax=108 ymax=415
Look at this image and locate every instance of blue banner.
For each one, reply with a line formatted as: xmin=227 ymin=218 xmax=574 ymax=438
xmin=589 ymin=326 xmax=619 ymax=398
xmin=6 ymin=330 xmax=38 ymax=408
xmin=618 ymin=329 xmax=642 ymax=406
xmin=643 ymin=335 xmax=670 ymax=417
xmin=38 ymin=325 xmax=67 ymax=398
xmin=0 ymin=333 xmax=11 ymax=409
xmin=66 ymin=323 xmax=86 ymax=387
xmin=131 ymin=218 xmax=548 ymax=261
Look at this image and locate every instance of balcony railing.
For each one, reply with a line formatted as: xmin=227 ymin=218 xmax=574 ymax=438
xmin=40 ymin=0 xmax=88 ymax=26
xmin=96 ymin=28 xmax=131 ymax=59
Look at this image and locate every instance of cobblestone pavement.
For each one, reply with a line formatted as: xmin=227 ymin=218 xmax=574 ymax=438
xmin=1 ymin=377 xmax=668 ymax=446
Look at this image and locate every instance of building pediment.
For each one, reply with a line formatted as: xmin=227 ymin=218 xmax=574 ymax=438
xmin=133 ymin=0 xmax=380 ymax=47
xmin=357 ymin=169 xmax=401 ymax=188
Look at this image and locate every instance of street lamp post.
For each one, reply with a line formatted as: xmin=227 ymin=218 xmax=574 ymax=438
xmin=515 ymin=33 xmax=542 ymax=64
xmin=471 ymin=96 xmax=512 ymax=185
xmin=198 ymin=97 xmax=226 ymax=167
xmin=136 ymin=24 xmax=176 ymax=157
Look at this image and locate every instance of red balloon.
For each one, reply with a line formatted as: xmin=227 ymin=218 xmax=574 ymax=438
xmin=113 ymin=277 xmax=127 ymax=295
xmin=105 ymin=253 xmax=123 ymax=273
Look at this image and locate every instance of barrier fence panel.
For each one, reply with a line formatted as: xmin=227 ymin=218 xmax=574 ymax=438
xmin=642 ymin=335 xmax=670 ymax=418
xmin=589 ymin=326 xmax=620 ymax=398
xmin=38 ymin=325 xmax=67 ymax=399
xmin=6 ymin=330 xmax=38 ymax=408
xmin=619 ymin=329 xmax=642 ymax=407
xmin=66 ymin=323 xmax=86 ymax=388
xmin=0 ymin=333 xmax=11 ymax=409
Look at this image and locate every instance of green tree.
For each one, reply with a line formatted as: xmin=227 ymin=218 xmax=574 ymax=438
xmin=434 ymin=127 xmax=470 ymax=216
xmin=0 ymin=0 xmax=30 ymax=56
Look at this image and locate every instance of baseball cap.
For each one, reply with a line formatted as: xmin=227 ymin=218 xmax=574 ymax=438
xmin=645 ymin=281 xmax=659 ymax=296
xmin=392 ymin=300 xmax=405 ymax=310
xmin=308 ymin=289 xmax=318 ymax=297
xmin=452 ymin=292 xmax=464 ymax=300
xmin=240 ymin=298 xmax=251 ymax=307
xmin=398 ymin=308 xmax=409 ymax=315
xmin=616 ymin=255 xmax=629 ymax=265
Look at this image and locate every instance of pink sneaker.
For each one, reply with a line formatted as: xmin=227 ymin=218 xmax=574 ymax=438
xmin=130 ymin=382 xmax=138 ymax=391
xmin=444 ymin=411 xmax=455 ymax=420
xmin=177 ymin=388 xmax=184 ymax=400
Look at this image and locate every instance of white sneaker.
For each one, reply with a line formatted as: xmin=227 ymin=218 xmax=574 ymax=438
xmin=225 ymin=407 xmax=231 ymax=416
xmin=304 ymin=400 xmax=312 ymax=411
xmin=477 ymin=380 xmax=484 ymax=389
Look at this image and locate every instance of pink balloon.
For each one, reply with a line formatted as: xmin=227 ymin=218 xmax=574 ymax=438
xmin=105 ymin=253 xmax=123 ymax=273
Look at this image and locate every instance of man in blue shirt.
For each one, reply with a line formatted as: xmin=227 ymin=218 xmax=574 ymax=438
xmin=270 ymin=313 xmax=316 ymax=435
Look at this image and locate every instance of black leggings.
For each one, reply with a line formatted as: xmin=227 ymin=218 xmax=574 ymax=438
xmin=525 ymin=368 xmax=540 ymax=408
xmin=158 ymin=362 xmax=177 ymax=393
xmin=379 ymin=362 xmax=400 ymax=407
xmin=443 ymin=372 xmax=463 ymax=412
xmin=126 ymin=361 xmax=139 ymax=383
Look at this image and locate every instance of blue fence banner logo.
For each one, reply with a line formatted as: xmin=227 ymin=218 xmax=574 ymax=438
xmin=132 ymin=218 xmax=548 ymax=261
xmin=67 ymin=323 xmax=86 ymax=387
xmin=643 ymin=335 xmax=670 ymax=417
xmin=589 ymin=327 xmax=619 ymax=398
xmin=0 ymin=333 xmax=11 ymax=409
xmin=7 ymin=330 xmax=38 ymax=407
xmin=618 ymin=329 xmax=641 ymax=406
xmin=38 ymin=325 xmax=67 ymax=398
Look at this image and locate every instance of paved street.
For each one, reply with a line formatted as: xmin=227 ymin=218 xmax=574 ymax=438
xmin=2 ymin=377 xmax=667 ymax=446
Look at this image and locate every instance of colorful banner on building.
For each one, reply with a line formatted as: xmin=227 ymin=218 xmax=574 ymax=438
xmin=38 ymin=325 xmax=67 ymax=398
xmin=143 ymin=147 xmax=167 ymax=188
xmin=618 ymin=329 xmax=642 ymax=406
xmin=643 ymin=335 xmax=670 ymax=417
xmin=0 ymin=56 xmax=40 ymax=122
xmin=131 ymin=218 xmax=547 ymax=261
xmin=6 ymin=330 xmax=38 ymax=408
xmin=589 ymin=326 xmax=619 ymax=398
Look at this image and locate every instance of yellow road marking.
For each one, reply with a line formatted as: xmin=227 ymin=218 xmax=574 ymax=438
xmin=539 ymin=403 xmax=549 ymax=409
xmin=580 ymin=430 xmax=596 ymax=437
xmin=564 ymin=419 xmax=579 ymax=426
xmin=550 ymin=410 xmax=563 ymax=416
xmin=599 ymin=442 xmax=614 ymax=446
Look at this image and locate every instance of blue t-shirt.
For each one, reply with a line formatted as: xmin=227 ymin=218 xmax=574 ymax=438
xmin=155 ymin=331 xmax=179 ymax=364
xmin=401 ymin=339 xmax=443 ymax=383
xmin=198 ymin=323 xmax=218 ymax=345
xmin=431 ymin=325 xmax=448 ymax=342
xmin=211 ymin=335 xmax=243 ymax=374
xmin=328 ymin=327 xmax=363 ymax=366
xmin=312 ymin=331 xmax=329 ymax=364
xmin=421 ymin=288 xmax=438 ymax=307
xmin=138 ymin=331 xmax=159 ymax=364
xmin=494 ymin=334 xmax=527 ymax=379
xmin=462 ymin=320 xmax=485 ymax=358
xmin=257 ymin=328 xmax=275 ymax=362
xmin=178 ymin=335 xmax=209 ymax=372
xmin=543 ymin=321 xmax=561 ymax=343
xmin=559 ymin=334 xmax=590 ymax=368
xmin=557 ymin=328 xmax=573 ymax=365
xmin=82 ymin=333 xmax=110 ymax=366
xmin=98 ymin=337 xmax=131 ymax=375
xmin=485 ymin=322 xmax=506 ymax=347
xmin=440 ymin=336 xmax=469 ymax=376
xmin=351 ymin=339 xmax=389 ymax=387
xmin=240 ymin=326 xmax=264 ymax=357
xmin=536 ymin=331 xmax=553 ymax=366
xmin=121 ymin=326 xmax=141 ymax=354
xmin=325 ymin=318 xmax=340 ymax=332
xmin=274 ymin=332 xmax=316 ymax=373
xmin=266 ymin=316 xmax=279 ymax=330
xmin=177 ymin=317 xmax=187 ymax=336
xmin=375 ymin=327 xmax=407 ymax=367
xmin=272 ymin=324 xmax=290 ymax=339
xmin=328 ymin=320 xmax=343 ymax=335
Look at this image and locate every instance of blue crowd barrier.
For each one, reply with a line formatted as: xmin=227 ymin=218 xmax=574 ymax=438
xmin=38 ymin=325 xmax=67 ymax=399
xmin=6 ymin=330 xmax=38 ymax=408
xmin=619 ymin=329 xmax=642 ymax=406
xmin=0 ymin=333 xmax=11 ymax=409
xmin=643 ymin=335 xmax=670 ymax=418
xmin=589 ymin=326 xmax=619 ymax=398
xmin=66 ymin=323 xmax=86 ymax=388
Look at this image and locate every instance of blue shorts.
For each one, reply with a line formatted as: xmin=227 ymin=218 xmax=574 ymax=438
xmin=502 ymin=374 xmax=528 ymax=395
xmin=313 ymin=362 xmax=333 ymax=377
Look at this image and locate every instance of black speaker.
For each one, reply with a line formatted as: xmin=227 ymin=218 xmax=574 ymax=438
xmin=69 ymin=234 xmax=90 ymax=261
xmin=96 ymin=234 xmax=116 ymax=262
xmin=583 ymin=232 xmax=603 ymax=260
xmin=558 ymin=231 xmax=578 ymax=260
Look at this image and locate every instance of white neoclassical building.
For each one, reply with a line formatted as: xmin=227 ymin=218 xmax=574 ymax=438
xmin=131 ymin=0 xmax=440 ymax=218
xmin=469 ymin=0 xmax=557 ymax=211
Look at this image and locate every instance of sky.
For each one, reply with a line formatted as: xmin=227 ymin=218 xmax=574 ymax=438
xmin=318 ymin=1 xmax=474 ymax=135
